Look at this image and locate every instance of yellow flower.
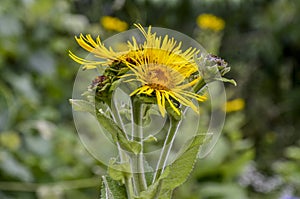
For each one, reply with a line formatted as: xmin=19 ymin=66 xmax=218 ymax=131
xmin=69 ymin=24 xmax=207 ymax=117
xmin=225 ymin=98 xmax=245 ymax=113
xmin=196 ymin=14 xmax=225 ymax=32
xmin=69 ymin=33 xmax=121 ymax=69
xmin=100 ymin=16 xmax=128 ymax=32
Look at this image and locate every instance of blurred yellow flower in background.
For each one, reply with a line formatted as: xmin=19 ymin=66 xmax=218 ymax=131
xmin=197 ymin=13 xmax=225 ymax=32
xmin=0 ymin=131 xmax=21 ymax=151
xmin=225 ymin=98 xmax=245 ymax=113
xmin=100 ymin=16 xmax=128 ymax=32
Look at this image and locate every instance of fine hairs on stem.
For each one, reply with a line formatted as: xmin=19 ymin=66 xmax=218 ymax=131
xmin=110 ymin=101 xmax=134 ymax=198
xmin=152 ymin=115 xmax=180 ymax=183
xmin=152 ymin=106 xmax=193 ymax=183
xmin=131 ymin=98 xmax=147 ymax=194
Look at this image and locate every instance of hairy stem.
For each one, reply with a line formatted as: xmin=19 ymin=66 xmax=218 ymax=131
xmin=131 ymin=98 xmax=147 ymax=195
xmin=110 ymin=101 xmax=134 ymax=198
xmin=152 ymin=116 xmax=180 ymax=183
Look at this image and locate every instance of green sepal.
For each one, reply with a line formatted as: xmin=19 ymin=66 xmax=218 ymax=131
xmin=109 ymin=79 xmax=121 ymax=93
xmin=166 ymin=105 xmax=182 ymax=121
xmin=194 ymin=54 xmax=236 ymax=86
xmin=137 ymin=95 xmax=157 ymax=104
xmin=192 ymin=79 xmax=206 ymax=94
xmin=100 ymin=175 xmax=127 ymax=199
xmin=117 ymin=67 xmax=130 ymax=76
xmin=99 ymin=82 xmax=112 ymax=92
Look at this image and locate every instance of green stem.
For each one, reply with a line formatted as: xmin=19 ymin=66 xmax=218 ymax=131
xmin=110 ymin=100 xmax=128 ymax=140
xmin=110 ymin=101 xmax=134 ymax=198
xmin=131 ymin=98 xmax=147 ymax=195
xmin=152 ymin=116 xmax=180 ymax=183
xmin=193 ymin=79 xmax=206 ymax=94
xmin=125 ymin=176 xmax=135 ymax=199
xmin=151 ymin=79 xmax=206 ymax=184
xmin=116 ymin=143 xmax=134 ymax=199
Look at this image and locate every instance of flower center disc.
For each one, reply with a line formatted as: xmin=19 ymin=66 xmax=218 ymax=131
xmin=146 ymin=65 xmax=176 ymax=91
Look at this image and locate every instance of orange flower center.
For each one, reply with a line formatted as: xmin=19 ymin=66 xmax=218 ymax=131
xmin=144 ymin=65 xmax=177 ymax=91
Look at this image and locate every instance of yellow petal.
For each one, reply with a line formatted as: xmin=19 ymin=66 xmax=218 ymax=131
xmin=156 ymin=90 xmax=166 ymax=117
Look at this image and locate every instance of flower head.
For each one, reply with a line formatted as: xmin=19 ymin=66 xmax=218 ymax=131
xmin=100 ymin=16 xmax=128 ymax=32
xmin=69 ymin=24 xmax=207 ymax=117
xmin=197 ymin=14 xmax=225 ymax=32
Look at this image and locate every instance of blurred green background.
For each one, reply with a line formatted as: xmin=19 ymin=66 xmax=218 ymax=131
xmin=0 ymin=0 xmax=299 ymax=198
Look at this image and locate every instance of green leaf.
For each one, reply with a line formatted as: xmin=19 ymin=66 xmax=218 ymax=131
xmin=96 ymin=110 xmax=141 ymax=154
xmin=143 ymin=135 xmax=157 ymax=143
xmin=159 ymin=135 xmax=205 ymax=192
xmin=70 ymin=99 xmax=141 ymax=154
xmin=108 ymin=158 xmax=132 ymax=183
xmin=139 ymin=134 xmax=205 ymax=198
xmin=100 ymin=176 xmax=127 ymax=199
xmin=137 ymin=177 xmax=161 ymax=199
xmin=69 ymin=99 xmax=95 ymax=114
xmin=216 ymin=77 xmax=237 ymax=86
xmin=127 ymin=140 xmax=142 ymax=155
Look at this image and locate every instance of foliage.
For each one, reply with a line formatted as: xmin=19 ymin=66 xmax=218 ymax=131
xmin=0 ymin=0 xmax=299 ymax=198
xmin=0 ymin=0 xmax=102 ymax=198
